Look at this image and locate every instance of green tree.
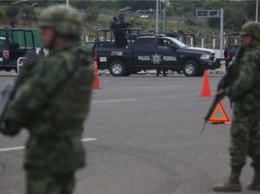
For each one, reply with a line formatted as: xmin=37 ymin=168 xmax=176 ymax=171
xmin=170 ymin=0 xmax=204 ymax=16
xmin=224 ymin=1 xmax=247 ymax=31
xmin=0 ymin=7 xmax=6 ymax=19
xmin=22 ymin=5 xmax=37 ymax=21
xmin=245 ymin=0 xmax=258 ymax=21
xmin=83 ymin=6 xmax=100 ymax=23
xmin=201 ymin=0 xmax=225 ymax=29
xmin=117 ymin=1 xmax=155 ymax=11
xmin=6 ymin=5 xmax=20 ymax=20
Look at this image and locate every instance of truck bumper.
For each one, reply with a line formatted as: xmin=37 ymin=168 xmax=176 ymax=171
xmin=97 ymin=61 xmax=108 ymax=70
xmin=201 ymin=58 xmax=222 ymax=70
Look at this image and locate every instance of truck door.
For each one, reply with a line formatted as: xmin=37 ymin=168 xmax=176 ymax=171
xmin=133 ymin=37 xmax=158 ymax=68
xmin=157 ymin=38 xmax=179 ymax=69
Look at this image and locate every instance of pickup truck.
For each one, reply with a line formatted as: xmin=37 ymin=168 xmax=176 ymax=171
xmin=0 ymin=29 xmax=36 ymax=72
xmin=95 ymin=34 xmax=221 ymax=77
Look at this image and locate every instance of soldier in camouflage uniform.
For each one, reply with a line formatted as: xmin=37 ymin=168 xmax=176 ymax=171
xmin=213 ymin=22 xmax=260 ymax=192
xmin=0 ymin=5 xmax=93 ymax=194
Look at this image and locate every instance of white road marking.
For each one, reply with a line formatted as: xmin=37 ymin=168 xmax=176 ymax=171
xmin=0 ymin=146 xmax=24 ymax=152
xmin=92 ymin=99 xmax=136 ymax=104
xmin=115 ymin=85 xmax=183 ymax=90
xmin=0 ymin=98 xmax=135 ymax=153
xmin=81 ymin=138 xmax=98 ymax=142
xmin=0 ymin=138 xmax=97 ymax=153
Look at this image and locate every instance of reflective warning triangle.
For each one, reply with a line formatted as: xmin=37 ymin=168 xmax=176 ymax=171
xmin=208 ymin=102 xmax=230 ymax=123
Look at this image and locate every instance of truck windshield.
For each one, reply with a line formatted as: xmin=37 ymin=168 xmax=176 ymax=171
xmin=167 ymin=37 xmax=187 ymax=48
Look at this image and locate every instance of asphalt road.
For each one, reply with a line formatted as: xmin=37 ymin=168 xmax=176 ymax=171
xmin=0 ymin=71 xmax=257 ymax=194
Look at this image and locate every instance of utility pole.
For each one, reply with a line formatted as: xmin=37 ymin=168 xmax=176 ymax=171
xmin=220 ymin=8 xmax=224 ymax=58
xmin=66 ymin=0 xmax=69 ymax=7
xmin=155 ymin=0 xmax=159 ymax=33
xmin=196 ymin=9 xmax=224 ymax=57
xmin=162 ymin=6 xmax=166 ymax=32
xmin=256 ymin=0 xmax=259 ymax=22
xmin=162 ymin=0 xmax=170 ymax=33
xmin=12 ymin=0 xmax=29 ymax=29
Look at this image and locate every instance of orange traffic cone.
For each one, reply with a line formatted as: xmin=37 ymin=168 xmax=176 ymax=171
xmin=199 ymin=70 xmax=211 ymax=96
xmin=92 ymin=60 xmax=100 ymax=89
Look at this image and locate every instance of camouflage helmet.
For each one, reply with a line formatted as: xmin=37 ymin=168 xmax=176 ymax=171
xmin=241 ymin=21 xmax=260 ymax=40
xmin=38 ymin=5 xmax=82 ymax=35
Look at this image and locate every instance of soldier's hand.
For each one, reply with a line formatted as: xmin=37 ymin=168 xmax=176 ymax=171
xmin=0 ymin=120 xmax=20 ymax=136
xmin=215 ymin=89 xmax=225 ymax=99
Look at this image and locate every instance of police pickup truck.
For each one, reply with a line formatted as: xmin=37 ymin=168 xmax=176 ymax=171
xmin=95 ymin=34 xmax=220 ymax=77
xmin=0 ymin=29 xmax=35 ymax=72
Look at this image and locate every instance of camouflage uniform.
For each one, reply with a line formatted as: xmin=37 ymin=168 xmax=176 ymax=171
xmin=0 ymin=5 xmax=94 ymax=194
xmin=225 ymin=27 xmax=260 ymax=168
xmin=213 ymin=22 xmax=260 ymax=192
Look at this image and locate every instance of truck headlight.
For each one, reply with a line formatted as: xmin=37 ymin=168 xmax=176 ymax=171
xmin=200 ymin=54 xmax=210 ymax=60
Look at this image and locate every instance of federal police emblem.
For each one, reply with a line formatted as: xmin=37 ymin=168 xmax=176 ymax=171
xmin=151 ymin=53 xmax=161 ymax=65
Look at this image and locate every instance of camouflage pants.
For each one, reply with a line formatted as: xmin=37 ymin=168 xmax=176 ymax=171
xmin=229 ymin=110 xmax=260 ymax=167
xmin=26 ymin=170 xmax=75 ymax=194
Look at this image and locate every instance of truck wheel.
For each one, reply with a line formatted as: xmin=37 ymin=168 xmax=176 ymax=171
xmin=109 ymin=61 xmax=126 ymax=76
xmin=183 ymin=60 xmax=198 ymax=77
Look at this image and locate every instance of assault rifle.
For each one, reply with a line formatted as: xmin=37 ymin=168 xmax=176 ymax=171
xmin=0 ymin=51 xmax=39 ymax=124
xmin=201 ymin=45 xmax=246 ymax=133
xmin=0 ymin=82 xmax=16 ymax=122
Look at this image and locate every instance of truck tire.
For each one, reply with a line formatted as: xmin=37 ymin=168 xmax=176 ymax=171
xmin=183 ymin=60 xmax=198 ymax=77
xmin=109 ymin=60 xmax=126 ymax=76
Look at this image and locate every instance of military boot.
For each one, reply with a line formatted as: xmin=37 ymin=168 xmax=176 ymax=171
xmin=247 ymin=166 xmax=260 ymax=191
xmin=213 ymin=166 xmax=242 ymax=192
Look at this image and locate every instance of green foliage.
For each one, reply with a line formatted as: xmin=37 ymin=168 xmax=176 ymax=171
xmin=185 ymin=18 xmax=196 ymax=26
xmin=22 ymin=5 xmax=37 ymax=21
xmin=171 ymin=0 xmax=204 ymax=16
xmin=1 ymin=0 xmax=259 ymax=38
xmin=4 ymin=4 xmax=36 ymax=21
xmin=225 ymin=5 xmax=246 ymax=31
xmin=0 ymin=7 xmax=6 ymax=18
xmin=6 ymin=5 xmax=19 ymax=19
xmin=117 ymin=1 xmax=155 ymax=11
xmin=83 ymin=6 xmax=100 ymax=22
xmin=202 ymin=0 xmax=225 ymax=10
xmin=184 ymin=11 xmax=196 ymax=26
xmin=245 ymin=0 xmax=258 ymax=20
